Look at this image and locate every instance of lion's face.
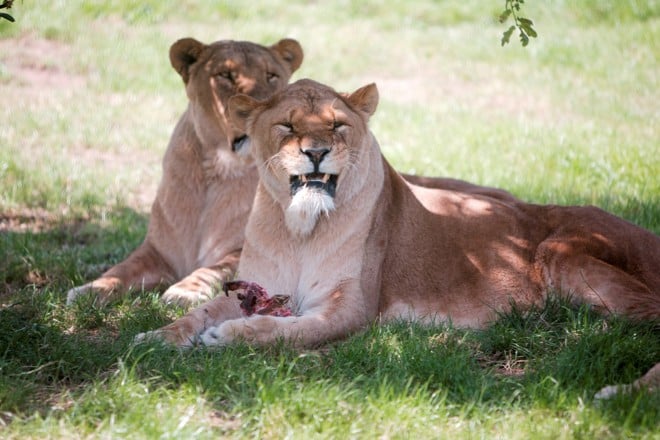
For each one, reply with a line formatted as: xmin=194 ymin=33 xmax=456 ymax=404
xmin=170 ymin=38 xmax=303 ymax=154
xmin=229 ymin=79 xmax=379 ymax=236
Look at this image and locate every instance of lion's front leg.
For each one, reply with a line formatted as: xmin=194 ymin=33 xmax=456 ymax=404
xmin=135 ymin=290 xmax=243 ymax=346
xmin=199 ymin=287 xmax=368 ymax=348
xmin=199 ymin=314 xmax=337 ymax=347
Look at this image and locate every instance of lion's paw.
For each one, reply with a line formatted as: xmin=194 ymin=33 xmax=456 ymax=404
xmin=133 ymin=330 xmax=165 ymax=344
xmin=66 ymin=284 xmax=94 ymax=306
xmin=199 ymin=325 xmax=228 ymax=347
xmin=133 ymin=329 xmax=197 ymax=348
xmin=161 ymin=284 xmax=211 ymax=307
xmin=66 ymin=278 xmax=119 ymax=306
xmin=594 ymin=384 xmax=626 ymax=400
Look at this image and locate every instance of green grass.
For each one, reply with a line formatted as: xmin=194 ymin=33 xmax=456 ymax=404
xmin=1 ymin=1 xmax=658 ymax=438
xmin=1 ymin=292 xmax=658 ymax=438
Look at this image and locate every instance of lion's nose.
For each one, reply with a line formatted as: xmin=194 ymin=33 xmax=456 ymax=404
xmin=301 ymin=147 xmax=330 ymax=171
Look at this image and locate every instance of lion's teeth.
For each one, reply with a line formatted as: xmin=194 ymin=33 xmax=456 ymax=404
xmin=322 ymin=174 xmax=330 ymax=183
xmin=300 ymin=175 xmax=307 ymax=183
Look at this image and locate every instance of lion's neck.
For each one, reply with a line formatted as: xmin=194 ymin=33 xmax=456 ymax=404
xmin=175 ymin=106 xmax=255 ymax=181
xmin=202 ymin=148 xmax=256 ymax=181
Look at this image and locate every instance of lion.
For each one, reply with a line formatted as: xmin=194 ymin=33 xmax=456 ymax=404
xmin=65 ymin=36 xmax=514 ymax=308
xmin=66 ymin=37 xmax=304 ymax=307
xmin=138 ymin=78 xmax=660 ymax=396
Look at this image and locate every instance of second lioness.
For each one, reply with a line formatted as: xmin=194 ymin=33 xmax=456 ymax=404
xmin=67 ymin=37 xmax=304 ymax=306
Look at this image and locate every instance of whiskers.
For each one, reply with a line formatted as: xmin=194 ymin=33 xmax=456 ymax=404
xmin=262 ymin=153 xmax=282 ymax=174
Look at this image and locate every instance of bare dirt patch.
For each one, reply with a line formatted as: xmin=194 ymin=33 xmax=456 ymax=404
xmin=0 ymin=33 xmax=86 ymax=90
xmin=357 ymin=54 xmax=565 ymax=124
xmin=68 ymin=145 xmax=161 ymax=211
xmin=0 ymin=207 xmax=96 ymax=236
xmin=477 ymin=350 xmax=528 ymax=377
xmin=371 ymin=72 xmax=556 ymax=122
xmin=1 ymin=34 xmax=161 ymax=213
xmin=0 ymin=207 xmax=58 ymax=233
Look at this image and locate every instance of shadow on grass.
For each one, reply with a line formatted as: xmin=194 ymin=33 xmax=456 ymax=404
xmin=0 ymin=206 xmax=149 ymax=296
xmin=0 ymin=195 xmax=658 ymax=433
xmin=120 ymin=305 xmax=659 ymax=434
xmin=0 ymin=205 xmax=167 ymax=415
xmin=1 ymin=281 xmax=658 ymax=435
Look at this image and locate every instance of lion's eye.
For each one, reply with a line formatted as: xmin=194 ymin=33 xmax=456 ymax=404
xmin=332 ymin=120 xmax=346 ymax=130
xmin=276 ymin=122 xmax=293 ymax=132
xmin=266 ymin=72 xmax=279 ymax=82
xmin=217 ymin=71 xmax=233 ymax=81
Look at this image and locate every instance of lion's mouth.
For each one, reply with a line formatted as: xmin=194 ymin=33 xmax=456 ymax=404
xmin=290 ymin=173 xmax=338 ymax=197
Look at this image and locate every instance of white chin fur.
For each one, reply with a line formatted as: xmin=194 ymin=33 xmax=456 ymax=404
xmin=285 ymin=187 xmax=335 ymax=237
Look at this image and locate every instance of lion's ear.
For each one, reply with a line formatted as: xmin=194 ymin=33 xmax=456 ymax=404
xmin=271 ymin=39 xmax=304 ymax=74
xmin=169 ymin=38 xmax=205 ymax=84
xmin=346 ymin=83 xmax=379 ymax=118
xmin=228 ymin=94 xmax=261 ymax=132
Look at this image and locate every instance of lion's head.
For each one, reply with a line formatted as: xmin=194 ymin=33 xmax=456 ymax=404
xmin=170 ymin=38 xmax=303 ymax=156
xmin=229 ymin=79 xmax=380 ymax=236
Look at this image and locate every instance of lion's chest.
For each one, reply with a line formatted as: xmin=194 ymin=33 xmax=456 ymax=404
xmin=241 ymin=222 xmax=366 ymax=314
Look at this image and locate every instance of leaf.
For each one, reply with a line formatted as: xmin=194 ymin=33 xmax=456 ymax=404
xmin=500 ymin=0 xmax=538 ymax=47
xmin=501 ymin=25 xmax=515 ymax=46
xmin=518 ymin=18 xmax=537 ymax=39
xmin=499 ymin=9 xmax=512 ymax=24
xmin=525 ymin=26 xmax=537 ymax=38
xmin=0 ymin=12 xmax=14 ymax=22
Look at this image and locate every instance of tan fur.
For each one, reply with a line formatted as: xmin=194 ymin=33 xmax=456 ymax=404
xmin=138 ymin=79 xmax=660 ymax=395
xmin=67 ymin=38 xmax=304 ymax=307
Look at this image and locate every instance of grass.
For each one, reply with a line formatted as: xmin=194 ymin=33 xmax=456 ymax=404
xmin=2 ymin=292 xmax=658 ymax=438
xmin=1 ymin=1 xmax=659 ymax=438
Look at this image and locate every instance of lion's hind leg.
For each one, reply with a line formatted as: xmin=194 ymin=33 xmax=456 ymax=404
xmin=539 ymin=242 xmax=660 ymax=399
xmin=538 ymin=242 xmax=660 ymax=320
xmin=67 ymin=241 xmax=176 ymax=306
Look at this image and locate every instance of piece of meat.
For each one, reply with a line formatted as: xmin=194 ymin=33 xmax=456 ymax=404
xmin=223 ymin=280 xmax=293 ymax=317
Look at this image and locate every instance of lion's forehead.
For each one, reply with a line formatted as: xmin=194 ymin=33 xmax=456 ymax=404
xmin=292 ymin=107 xmax=337 ymax=124
xmin=205 ymin=43 xmax=279 ymax=69
xmin=266 ymin=98 xmax=350 ymax=124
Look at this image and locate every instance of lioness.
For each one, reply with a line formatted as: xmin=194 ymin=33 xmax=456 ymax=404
xmin=66 ymin=37 xmax=304 ymax=306
xmin=139 ymin=79 xmax=660 ymax=395
xmin=66 ymin=37 xmax=513 ymax=308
